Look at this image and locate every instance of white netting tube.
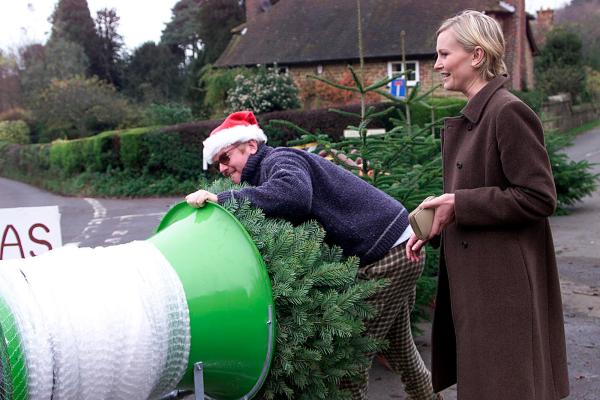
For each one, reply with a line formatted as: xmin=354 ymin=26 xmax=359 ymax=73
xmin=0 ymin=241 xmax=190 ymax=400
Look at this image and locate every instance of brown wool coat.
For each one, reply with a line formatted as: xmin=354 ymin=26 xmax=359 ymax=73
xmin=431 ymin=75 xmax=570 ymax=399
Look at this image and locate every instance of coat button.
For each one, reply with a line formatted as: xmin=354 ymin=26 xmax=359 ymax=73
xmin=467 ymin=123 xmax=473 ymax=130
xmin=461 ymin=241 xmax=469 ymax=249
xmin=456 ymin=162 xmax=463 ymax=169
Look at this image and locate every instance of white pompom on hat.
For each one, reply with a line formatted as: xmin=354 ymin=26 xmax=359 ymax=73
xmin=202 ymin=111 xmax=267 ymax=169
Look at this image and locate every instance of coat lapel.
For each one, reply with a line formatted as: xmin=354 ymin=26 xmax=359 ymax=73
xmin=461 ymin=75 xmax=509 ymax=124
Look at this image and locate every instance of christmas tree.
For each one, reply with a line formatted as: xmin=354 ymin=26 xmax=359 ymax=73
xmin=207 ymin=179 xmax=387 ymax=399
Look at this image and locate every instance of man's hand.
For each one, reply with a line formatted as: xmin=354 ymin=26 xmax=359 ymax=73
xmin=185 ymin=190 xmax=218 ymax=208
xmin=406 ymin=233 xmax=427 ymax=262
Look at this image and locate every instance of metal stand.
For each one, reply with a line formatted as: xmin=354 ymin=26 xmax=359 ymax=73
xmin=194 ymin=362 xmax=205 ymax=400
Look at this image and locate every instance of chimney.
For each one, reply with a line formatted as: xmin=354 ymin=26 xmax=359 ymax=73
xmin=245 ymin=0 xmax=271 ymax=22
xmin=535 ymin=8 xmax=555 ymax=47
xmin=502 ymin=0 xmax=526 ymax=90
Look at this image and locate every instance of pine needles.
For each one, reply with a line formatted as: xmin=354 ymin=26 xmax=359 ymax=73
xmin=207 ymin=179 xmax=387 ymax=399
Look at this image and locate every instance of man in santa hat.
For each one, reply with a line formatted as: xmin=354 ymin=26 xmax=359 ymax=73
xmin=186 ymin=110 xmax=438 ymax=400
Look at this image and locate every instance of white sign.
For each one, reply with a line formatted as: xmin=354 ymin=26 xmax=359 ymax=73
xmin=0 ymin=206 xmax=62 ymax=260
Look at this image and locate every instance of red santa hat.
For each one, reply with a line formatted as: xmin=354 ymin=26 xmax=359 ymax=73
xmin=202 ymin=111 xmax=267 ymax=167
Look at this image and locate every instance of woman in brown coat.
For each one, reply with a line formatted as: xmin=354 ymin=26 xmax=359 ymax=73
xmin=406 ymin=10 xmax=570 ymax=400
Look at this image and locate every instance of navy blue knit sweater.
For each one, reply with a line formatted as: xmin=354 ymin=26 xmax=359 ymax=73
xmin=217 ymin=145 xmax=409 ymax=265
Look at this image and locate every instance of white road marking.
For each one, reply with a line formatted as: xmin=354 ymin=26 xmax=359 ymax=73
xmin=111 ymin=230 xmax=128 ymax=236
xmin=84 ymin=198 xmax=107 ymax=218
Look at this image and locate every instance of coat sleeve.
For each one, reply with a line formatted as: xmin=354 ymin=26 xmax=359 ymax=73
xmin=217 ymin=152 xmax=313 ymax=219
xmin=454 ymin=100 xmax=557 ymax=227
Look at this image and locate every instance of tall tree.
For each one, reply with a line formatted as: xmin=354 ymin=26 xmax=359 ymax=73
xmin=555 ymin=0 xmax=600 ymax=69
xmin=122 ymin=42 xmax=185 ymax=103
xmin=50 ymin=0 xmax=103 ymax=79
xmin=161 ymin=0 xmax=205 ymax=61
xmin=535 ymin=28 xmax=587 ymax=100
xmin=95 ymin=8 xmax=124 ymax=87
xmin=18 ymin=44 xmax=46 ymax=103
xmin=198 ymin=0 xmax=245 ymax=64
xmin=0 ymin=50 xmax=22 ymax=113
xmin=19 ymin=40 xmax=89 ymax=105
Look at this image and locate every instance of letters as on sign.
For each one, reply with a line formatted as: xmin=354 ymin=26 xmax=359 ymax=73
xmin=0 ymin=206 xmax=62 ymax=260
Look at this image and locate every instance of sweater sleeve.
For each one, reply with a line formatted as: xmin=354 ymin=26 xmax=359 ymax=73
xmin=218 ymin=151 xmax=313 ymax=219
xmin=454 ymin=100 xmax=557 ymax=227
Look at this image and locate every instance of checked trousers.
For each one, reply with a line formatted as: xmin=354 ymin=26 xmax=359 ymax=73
xmin=340 ymin=244 xmax=436 ymax=400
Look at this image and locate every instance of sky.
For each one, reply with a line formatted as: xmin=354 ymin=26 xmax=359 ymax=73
xmin=0 ymin=0 xmax=573 ymax=53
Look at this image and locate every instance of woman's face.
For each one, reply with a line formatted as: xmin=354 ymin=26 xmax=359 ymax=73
xmin=434 ymin=28 xmax=485 ymax=98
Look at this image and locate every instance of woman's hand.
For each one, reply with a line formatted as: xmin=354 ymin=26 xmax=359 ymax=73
xmin=405 ymin=193 xmax=456 ymax=262
xmin=185 ymin=190 xmax=218 ymax=208
xmin=421 ymin=193 xmax=456 ymax=236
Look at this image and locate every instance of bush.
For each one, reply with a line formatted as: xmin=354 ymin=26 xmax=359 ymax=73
xmin=142 ymin=103 xmax=194 ymax=126
xmin=535 ymin=28 xmax=587 ymax=101
xmin=226 ymin=65 xmax=301 ymax=114
xmin=32 ymin=76 xmax=133 ymax=142
xmin=0 ymin=120 xmax=30 ymax=144
xmin=198 ymin=65 xmax=253 ymax=118
xmin=511 ymin=89 xmax=545 ymax=113
xmin=546 ymin=133 xmax=599 ymax=213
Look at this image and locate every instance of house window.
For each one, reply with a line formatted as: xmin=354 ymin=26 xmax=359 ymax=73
xmin=387 ymin=61 xmax=419 ymax=86
xmin=276 ymin=65 xmax=289 ymax=75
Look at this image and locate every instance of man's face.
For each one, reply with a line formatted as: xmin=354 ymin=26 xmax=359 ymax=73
xmin=212 ymin=141 xmax=257 ymax=184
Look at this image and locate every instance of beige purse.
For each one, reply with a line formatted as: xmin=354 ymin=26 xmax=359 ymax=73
xmin=408 ymin=196 xmax=436 ymax=240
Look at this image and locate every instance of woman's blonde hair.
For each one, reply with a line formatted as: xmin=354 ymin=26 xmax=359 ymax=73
xmin=437 ymin=10 xmax=508 ymax=80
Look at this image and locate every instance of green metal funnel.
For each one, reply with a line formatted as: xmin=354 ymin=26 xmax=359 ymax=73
xmin=149 ymin=202 xmax=275 ymax=399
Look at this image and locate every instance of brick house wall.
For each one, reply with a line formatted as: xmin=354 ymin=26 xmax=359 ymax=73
xmin=288 ymin=58 xmax=458 ymax=109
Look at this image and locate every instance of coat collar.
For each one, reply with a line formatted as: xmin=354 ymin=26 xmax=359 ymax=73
xmin=241 ymin=144 xmax=272 ymax=185
xmin=461 ymin=74 xmax=509 ymax=123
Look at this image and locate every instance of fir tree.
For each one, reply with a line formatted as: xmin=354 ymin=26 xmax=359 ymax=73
xmin=49 ymin=0 xmax=103 ymax=80
xmin=207 ymin=179 xmax=387 ymax=399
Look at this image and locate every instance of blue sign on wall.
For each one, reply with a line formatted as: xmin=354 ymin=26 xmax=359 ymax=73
xmin=390 ymin=78 xmax=406 ymax=98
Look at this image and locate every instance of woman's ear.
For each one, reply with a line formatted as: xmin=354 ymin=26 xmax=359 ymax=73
xmin=472 ymin=46 xmax=485 ymax=67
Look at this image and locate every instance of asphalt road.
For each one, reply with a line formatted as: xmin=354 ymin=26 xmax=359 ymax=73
xmin=0 ymin=125 xmax=599 ymax=399
xmin=0 ymin=178 xmax=181 ymax=247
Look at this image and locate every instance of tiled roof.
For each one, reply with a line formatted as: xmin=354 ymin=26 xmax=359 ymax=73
xmin=216 ymin=0 xmax=504 ymax=67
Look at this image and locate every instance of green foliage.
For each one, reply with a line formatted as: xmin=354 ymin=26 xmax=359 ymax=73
xmin=49 ymin=0 xmax=103 ymax=78
xmin=33 ymin=76 xmax=131 ymax=141
xmin=197 ymin=0 xmax=245 ymax=64
xmin=269 ymin=66 xmax=444 ymax=329
xmin=227 ymin=65 xmax=301 ymax=114
xmin=555 ymin=0 xmax=600 ymax=69
xmin=546 ymin=133 xmax=599 ymax=214
xmin=122 ymin=42 xmax=185 ymax=104
xmin=535 ymin=28 xmax=587 ymax=100
xmin=0 ymin=50 xmax=23 ymax=113
xmin=207 ymin=179 xmax=386 ymax=399
xmin=198 ymin=65 xmax=253 ymax=118
xmin=94 ymin=8 xmax=125 ymax=87
xmin=45 ymin=38 xmax=90 ymax=81
xmin=142 ymin=103 xmax=194 ymax=126
xmin=0 ymin=121 xmax=30 ymax=144
xmin=161 ymin=0 xmax=204 ymax=60
xmin=510 ymin=89 xmax=545 ymax=113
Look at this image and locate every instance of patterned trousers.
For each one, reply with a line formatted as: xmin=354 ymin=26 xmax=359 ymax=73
xmin=340 ymin=245 xmax=436 ymax=400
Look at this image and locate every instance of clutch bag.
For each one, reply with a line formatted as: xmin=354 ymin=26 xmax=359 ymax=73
xmin=408 ymin=196 xmax=436 ymax=240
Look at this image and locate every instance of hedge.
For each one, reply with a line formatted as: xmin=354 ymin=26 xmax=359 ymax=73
xmin=0 ymin=100 xmax=466 ymax=187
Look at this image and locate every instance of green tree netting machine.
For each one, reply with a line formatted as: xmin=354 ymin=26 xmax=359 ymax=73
xmin=0 ymin=202 xmax=275 ymax=400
